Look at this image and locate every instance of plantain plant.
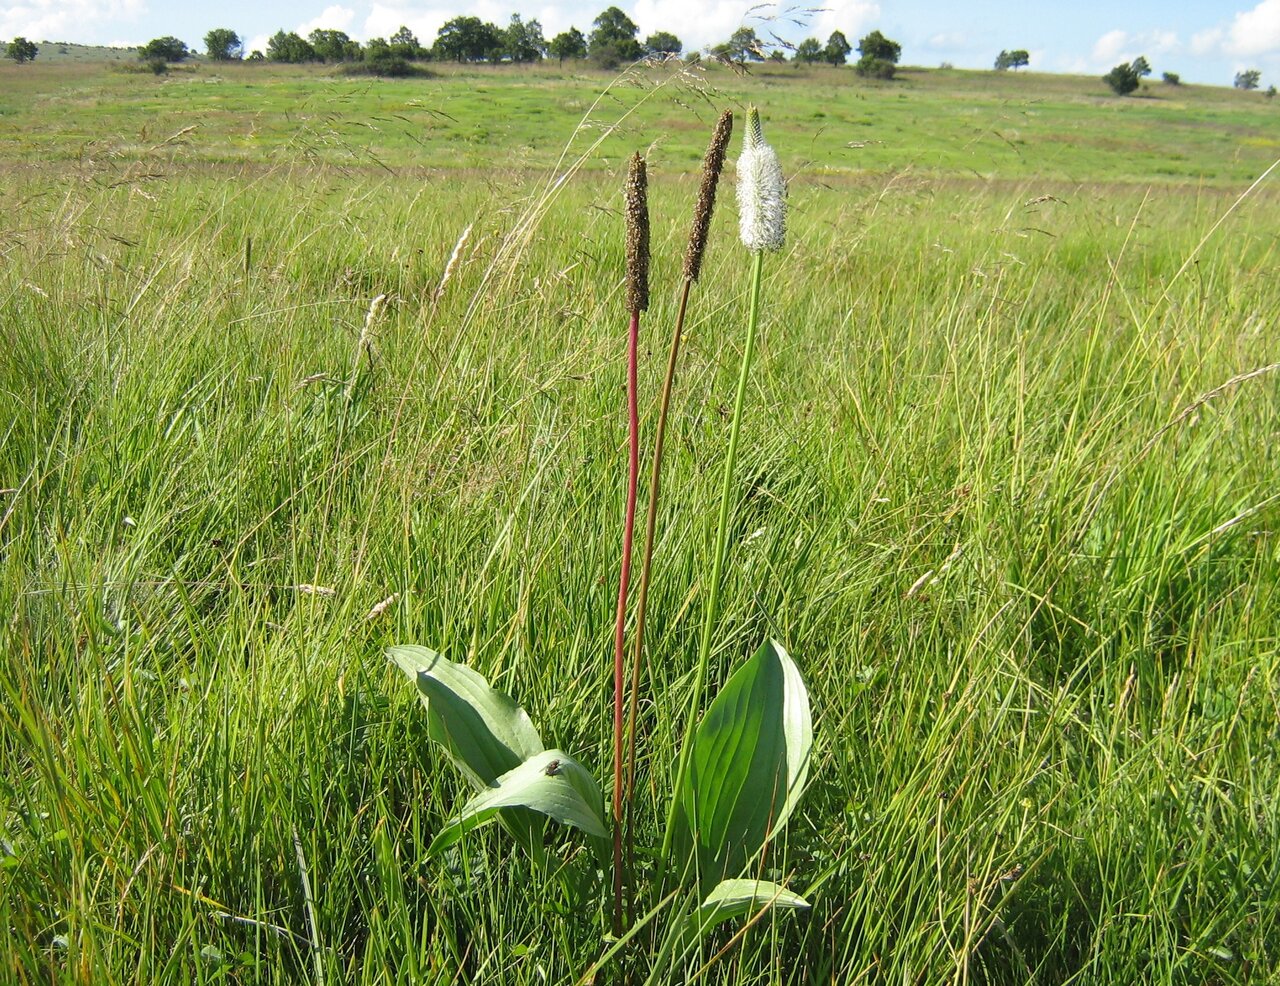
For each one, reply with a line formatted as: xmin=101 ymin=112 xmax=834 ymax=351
xmin=387 ymin=107 xmax=812 ymax=969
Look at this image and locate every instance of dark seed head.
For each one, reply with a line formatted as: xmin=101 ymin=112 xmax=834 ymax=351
xmin=624 ymin=152 xmax=650 ymax=313
xmin=683 ymin=109 xmax=734 ymax=282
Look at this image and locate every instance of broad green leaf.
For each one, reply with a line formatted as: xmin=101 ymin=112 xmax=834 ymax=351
xmin=684 ymin=879 xmax=810 ymax=942
xmin=428 ymin=749 xmax=606 ymax=855
xmin=388 ymin=644 xmax=543 ymax=789
xmin=674 ymin=639 xmax=812 ymax=890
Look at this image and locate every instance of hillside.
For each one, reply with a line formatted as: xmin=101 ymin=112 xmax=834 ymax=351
xmin=0 ymin=57 xmax=1276 ymax=186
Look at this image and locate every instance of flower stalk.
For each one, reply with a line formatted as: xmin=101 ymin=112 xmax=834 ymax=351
xmin=624 ymin=110 xmax=733 ymax=902
xmin=659 ymin=106 xmax=785 ymax=879
xmin=612 ymin=151 xmax=648 ymax=935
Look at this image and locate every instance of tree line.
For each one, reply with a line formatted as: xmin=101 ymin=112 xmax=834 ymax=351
xmin=8 ymin=14 xmax=1271 ymax=96
xmin=94 ymin=8 xmax=908 ymax=78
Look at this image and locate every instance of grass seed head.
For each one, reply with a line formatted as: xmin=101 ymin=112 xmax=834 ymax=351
xmin=737 ymin=106 xmax=786 ymax=252
xmin=684 ymin=109 xmax=734 ymax=282
xmin=625 ymin=152 xmax=650 ymax=312
xmin=433 ymin=223 xmax=472 ymax=302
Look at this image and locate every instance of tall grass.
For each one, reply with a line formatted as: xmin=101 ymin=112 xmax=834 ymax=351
xmin=2 ymin=71 xmax=1279 ymax=983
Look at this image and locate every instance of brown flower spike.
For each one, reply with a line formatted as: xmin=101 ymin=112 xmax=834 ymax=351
xmin=624 ymin=152 xmax=649 ymax=312
xmin=684 ymin=109 xmax=734 ymax=282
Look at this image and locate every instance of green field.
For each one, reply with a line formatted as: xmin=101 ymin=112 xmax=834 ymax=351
xmin=2 ymin=57 xmax=1279 ymax=984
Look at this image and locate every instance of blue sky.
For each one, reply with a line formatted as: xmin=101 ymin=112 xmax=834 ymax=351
xmin=2 ymin=1 xmax=1278 ymax=86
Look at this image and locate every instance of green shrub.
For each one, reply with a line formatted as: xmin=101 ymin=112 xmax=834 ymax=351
xmin=855 ymin=54 xmax=896 ymax=79
xmin=341 ymin=56 xmax=426 ymax=78
xmin=1104 ymin=62 xmax=1140 ymax=95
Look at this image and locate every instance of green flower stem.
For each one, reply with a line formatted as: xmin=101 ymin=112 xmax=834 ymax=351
xmin=659 ymin=248 xmax=765 ymax=878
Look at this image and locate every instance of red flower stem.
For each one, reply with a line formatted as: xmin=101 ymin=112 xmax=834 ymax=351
xmin=612 ymin=307 xmax=641 ymax=935
xmin=623 ymin=278 xmax=691 ymax=910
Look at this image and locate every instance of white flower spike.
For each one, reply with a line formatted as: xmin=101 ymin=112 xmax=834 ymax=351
xmin=736 ymin=106 xmax=786 ymax=252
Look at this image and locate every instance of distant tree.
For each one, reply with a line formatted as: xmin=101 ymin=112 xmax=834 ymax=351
xmin=768 ymin=49 xmax=787 ymax=62
xmin=823 ymin=30 xmax=852 ymax=66
xmin=389 ymin=26 xmax=426 ymax=60
xmin=434 ymin=16 xmax=502 ymax=62
xmin=1234 ymin=69 xmax=1261 ymax=90
xmin=308 ymin=29 xmax=360 ymax=62
xmin=504 ymin=14 xmax=546 ymax=62
xmin=266 ymin=31 xmax=317 ymax=63
xmin=138 ymin=36 xmax=190 ymax=63
xmin=793 ymin=37 xmax=823 ymax=64
xmin=1161 ymin=71 xmax=1180 ymax=85
xmin=715 ymin=26 xmax=764 ymax=63
xmin=1131 ymin=55 xmax=1151 ymax=77
xmin=588 ymin=6 xmax=642 ymax=64
xmin=1267 ymin=84 xmax=1277 ymax=99
xmin=6 ymin=37 xmax=38 ymax=63
xmin=644 ymin=31 xmax=682 ymax=56
xmin=359 ymin=38 xmax=418 ymax=76
xmin=204 ymin=29 xmax=242 ymax=61
xmin=994 ymin=48 xmax=1029 ymax=71
xmin=549 ymin=27 xmax=587 ymax=64
xmin=855 ymin=30 xmax=901 ymax=78
xmin=1103 ymin=62 xmax=1140 ymax=95
xmin=246 ymin=50 xmax=265 ymax=62
xmin=857 ymin=30 xmax=901 ymax=62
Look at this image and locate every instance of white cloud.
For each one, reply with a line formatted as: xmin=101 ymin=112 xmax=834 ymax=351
xmin=0 ymin=0 xmax=146 ymax=42
xmin=925 ymin=31 xmax=969 ymax=51
xmin=363 ymin=5 xmax=434 ymax=42
xmin=1225 ymin=0 xmax=1280 ymax=56
xmin=1089 ymin=28 xmax=1181 ymax=68
xmin=631 ymin=0 xmax=757 ymax=51
xmin=1184 ymin=1 xmax=1280 ymax=64
xmin=1191 ymin=27 xmax=1223 ymax=56
xmin=810 ymin=1 xmax=880 ymax=44
xmin=1091 ymin=29 xmax=1129 ymax=64
xmin=242 ymin=3 xmax=355 ymax=55
xmin=529 ymin=5 xmax=576 ymax=38
xmin=297 ymin=4 xmax=356 ymax=36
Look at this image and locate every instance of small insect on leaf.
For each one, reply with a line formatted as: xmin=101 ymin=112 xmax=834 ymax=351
xmin=428 ymin=750 xmax=608 ymax=856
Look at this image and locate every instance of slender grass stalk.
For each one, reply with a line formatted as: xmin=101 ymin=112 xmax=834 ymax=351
xmin=612 ymin=152 xmax=648 ymax=935
xmin=659 ymin=107 xmax=785 ymax=879
xmin=623 ymin=110 xmax=733 ymax=906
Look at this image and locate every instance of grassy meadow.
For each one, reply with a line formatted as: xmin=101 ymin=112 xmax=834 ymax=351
xmin=2 ymin=55 xmax=1279 ymax=984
